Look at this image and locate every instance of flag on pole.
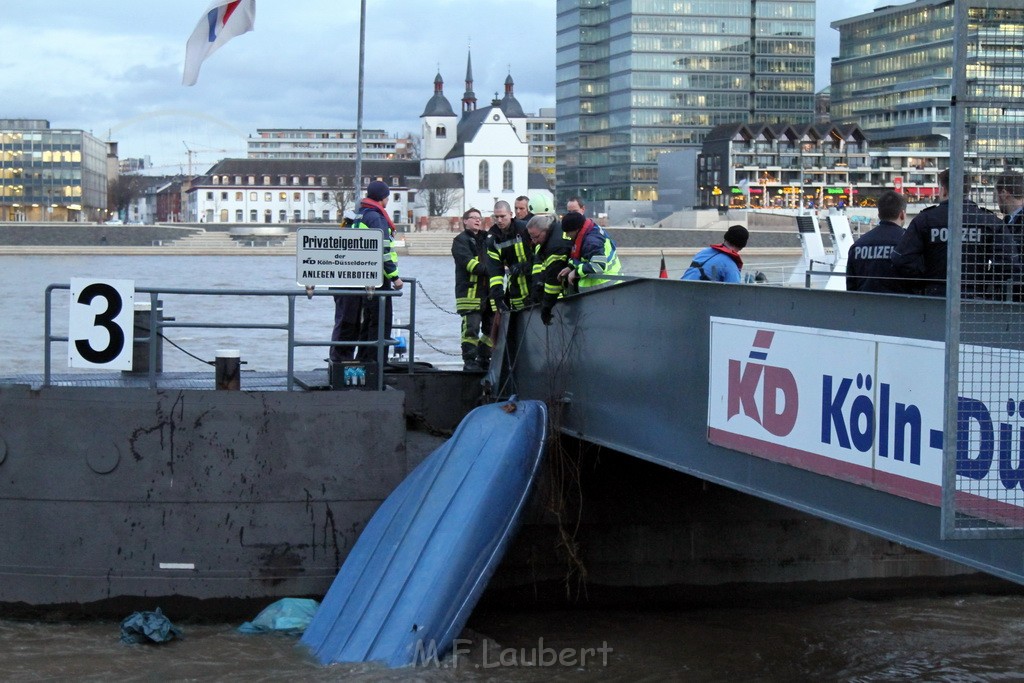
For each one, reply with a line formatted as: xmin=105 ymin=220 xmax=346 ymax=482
xmin=182 ymin=0 xmax=256 ymax=86
xmin=659 ymin=251 xmax=668 ymax=279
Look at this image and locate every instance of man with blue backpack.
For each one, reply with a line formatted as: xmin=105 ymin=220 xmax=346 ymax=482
xmin=681 ymin=225 xmax=749 ymax=283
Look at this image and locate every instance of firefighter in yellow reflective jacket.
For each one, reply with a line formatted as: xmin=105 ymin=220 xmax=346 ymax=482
xmin=352 ymin=180 xmax=403 ymax=363
xmin=525 ymin=214 xmax=570 ymax=325
xmin=523 ymin=194 xmax=571 ymax=325
xmin=558 ymin=210 xmax=621 ymax=290
xmin=451 ymin=208 xmax=494 ymax=372
xmin=486 ymin=200 xmax=534 ymax=311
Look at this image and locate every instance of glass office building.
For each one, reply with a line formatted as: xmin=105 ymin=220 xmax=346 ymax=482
xmin=0 ymin=119 xmax=109 ymax=222
xmin=556 ymin=0 xmax=815 ymax=204
xmin=831 ymin=0 xmax=1024 ymax=163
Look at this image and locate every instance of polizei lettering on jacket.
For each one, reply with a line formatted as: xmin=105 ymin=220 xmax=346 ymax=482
xmin=929 ymin=227 xmax=983 ymax=243
xmin=852 ymin=245 xmax=895 ymax=260
xmin=301 ymin=234 xmax=380 ymax=251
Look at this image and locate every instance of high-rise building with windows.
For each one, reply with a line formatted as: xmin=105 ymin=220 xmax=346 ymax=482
xmin=830 ymin=0 xmax=1024 ymax=165
xmin=555 ymin=0 xmax=815 ymax=205
xmin=0 ymin=119 xmax=110 ymax=222
xmin=247 ymin=129 xmax=414 ymax=161
xmin=525 ymin=108 xmax=557 ymax=188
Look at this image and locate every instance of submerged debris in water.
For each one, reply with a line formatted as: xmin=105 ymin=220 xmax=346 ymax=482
xmin=119 ymin=607 xmax=183 ymax=644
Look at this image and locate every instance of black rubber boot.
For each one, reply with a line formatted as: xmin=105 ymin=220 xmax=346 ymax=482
xmin=462 ymin=343 xmax=483 ymax=372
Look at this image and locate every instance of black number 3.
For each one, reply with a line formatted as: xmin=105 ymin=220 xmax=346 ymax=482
xmin=74 ymin=283 xmax=125 ymax=364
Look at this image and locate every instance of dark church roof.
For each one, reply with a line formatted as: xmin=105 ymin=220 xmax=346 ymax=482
xmin=421 ymin=72 xmax=456 ymax=118
xmin=499 ymin=74 xmax=525 ymax=119
xmin=445 ymin=107 xmax=497 ymax=160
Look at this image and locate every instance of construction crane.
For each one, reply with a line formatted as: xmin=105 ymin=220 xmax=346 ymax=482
xmin=182 ymin=141 xmax=237 ymax=178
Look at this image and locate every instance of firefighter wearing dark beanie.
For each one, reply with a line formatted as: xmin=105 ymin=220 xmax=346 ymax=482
xmin=367 ymin=180 xmax=390 ymax=201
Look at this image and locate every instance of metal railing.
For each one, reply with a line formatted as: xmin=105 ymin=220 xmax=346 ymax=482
xmin=43 ymin=279 xmax=424 ymax=391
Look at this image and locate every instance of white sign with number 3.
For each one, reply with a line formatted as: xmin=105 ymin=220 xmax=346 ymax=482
xmin=68 ymin=278 xmax=135 ymax=370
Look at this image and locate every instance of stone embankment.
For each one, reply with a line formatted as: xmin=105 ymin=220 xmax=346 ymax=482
xmin=0 ymin=218 xmax=806 ymax=257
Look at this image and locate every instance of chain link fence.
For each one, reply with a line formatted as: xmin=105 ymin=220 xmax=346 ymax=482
xmin=943 ymin=0 xmax=1024 ymax=537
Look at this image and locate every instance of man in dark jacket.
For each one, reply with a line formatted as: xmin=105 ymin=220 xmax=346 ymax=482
xmin=997 ymin=171 xmax=1024 ymax=233
xmin=892 ymin=169 xmax=1019 ymax=298
xmin=353 ymin=180 xmax=403 ymax=362
xmin=846 ymin=190 xmax=907 ymax=293
xmin=328 ymin=210 xmax=360 ymax=362
xmin=452 ymin=208 xmax=493 ymax=371
xmin=514 ymin=195 xmax=533 ymax=225
xmin=486 ymin=200 xmax=534 ymax=311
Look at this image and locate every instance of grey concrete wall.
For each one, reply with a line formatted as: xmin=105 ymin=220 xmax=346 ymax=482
xmin=0 ymin=223 xmax=201 ymax=246
xmin=0 ymin=384 xmax=411 ymax=613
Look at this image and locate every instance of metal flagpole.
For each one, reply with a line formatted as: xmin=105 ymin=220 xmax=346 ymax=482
xmin=354 ymin=0 xmax=366 ymax=205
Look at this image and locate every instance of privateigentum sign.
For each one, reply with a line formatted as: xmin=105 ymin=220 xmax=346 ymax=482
xmin=707 ymin=317 xmax=1024 ymax=521
xmin=296 ymin=228 xmax=384 ymax=288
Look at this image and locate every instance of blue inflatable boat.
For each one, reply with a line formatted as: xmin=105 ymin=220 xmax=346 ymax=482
xmin=301 ymin=397 xmax=548 ymax=667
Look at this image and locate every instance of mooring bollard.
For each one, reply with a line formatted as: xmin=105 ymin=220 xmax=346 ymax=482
xmin=127 ymin=301 xmax=164 ymax=374
xmin=215 ymin=349 xmax=241 ymax=390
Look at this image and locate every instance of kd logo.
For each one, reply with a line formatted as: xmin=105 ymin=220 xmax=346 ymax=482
xmin=727 ymin=330 xmax=798 ymax=437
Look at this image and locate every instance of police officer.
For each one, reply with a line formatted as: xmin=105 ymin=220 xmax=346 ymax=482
xmin=891 ymin=169 xmax=1019 ymax=298
xmin=846 ymin=189 xmax=907 ymax=293
xmin=996 ymin=171 xmax=1024 ymax=232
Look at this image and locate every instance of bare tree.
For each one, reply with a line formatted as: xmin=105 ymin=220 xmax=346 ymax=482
xmin=419 ymin=173 xmax=459 ymax=217
xmin=107 ymin=174 xmax=148 ymax=217
xmin=321 ymin=185 xmax=356 ymax=221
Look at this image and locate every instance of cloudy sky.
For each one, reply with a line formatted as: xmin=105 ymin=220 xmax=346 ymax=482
xmin=1 ymin=0 xmax=899 ymax=174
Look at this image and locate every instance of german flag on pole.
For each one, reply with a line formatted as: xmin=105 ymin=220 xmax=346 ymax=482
xmin=659 ymin=251 xmax=668 ymax=279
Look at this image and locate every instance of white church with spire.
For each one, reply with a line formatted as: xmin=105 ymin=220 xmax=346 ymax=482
xmin=416 ymin=50 xmax=549 ymax=221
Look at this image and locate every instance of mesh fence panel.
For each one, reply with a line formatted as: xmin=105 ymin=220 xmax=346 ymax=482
xmin=943 ymin=1 xmax=1024 ymax=538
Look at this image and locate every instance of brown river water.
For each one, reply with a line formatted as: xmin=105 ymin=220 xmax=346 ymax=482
xmin=5 ymin=594 xmax=1024 ymax=681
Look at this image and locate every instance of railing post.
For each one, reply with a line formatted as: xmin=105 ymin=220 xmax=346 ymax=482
xmin=287 ymin=295 xmax=296 ymax=391
xmin=376 ymin=294 xmax=386 ymax=391
xmin=44 ymin=285 xmax=53 ymax=387
xmin=148 ymin=291 xmax=159 ymax=389
xmin=407 ymin=278 xmax=416 ymax=373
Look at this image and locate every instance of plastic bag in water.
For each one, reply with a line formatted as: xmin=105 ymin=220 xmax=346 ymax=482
xmin=237 ymin=598 xmax=320 ymax=635
xmin=119 ymin=607 xmax=183 ymax=644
